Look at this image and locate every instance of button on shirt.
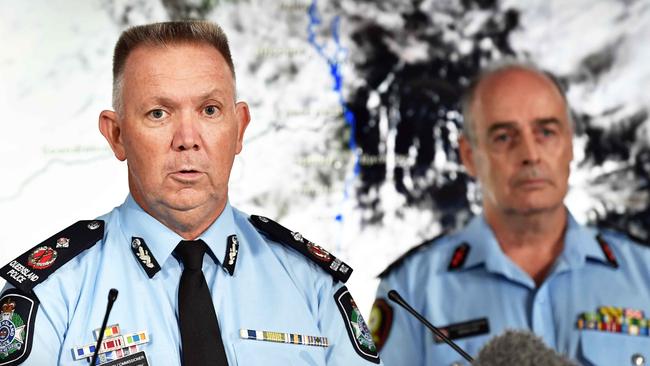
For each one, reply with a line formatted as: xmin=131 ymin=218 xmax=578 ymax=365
xmin=375 ymin=212 xmax=650 ymax=366
xmin=7 ymin=195 xmax=380 ymax=365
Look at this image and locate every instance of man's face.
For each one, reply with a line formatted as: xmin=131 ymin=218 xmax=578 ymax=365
xmin=100 ymin=42 xmax=250 ymax=219
xmin=460 ymin=68 xmax=573 ymax=216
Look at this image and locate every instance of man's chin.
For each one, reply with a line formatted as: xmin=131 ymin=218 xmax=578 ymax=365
xmin=159 ymin=192 xmax=216 ymax=212
xmin=509 ymin=201 xmax=564 ymax=216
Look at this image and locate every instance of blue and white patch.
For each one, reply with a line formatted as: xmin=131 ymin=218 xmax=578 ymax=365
xmin=0 ymin=289 xmax=38 ymax=366
xmin=334 ymin=286 xmax=380 ymax=364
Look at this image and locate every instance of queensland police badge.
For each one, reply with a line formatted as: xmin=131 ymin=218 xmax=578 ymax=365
xmin=0 ymin=297 xmax=26 ymax=359
xmin=334 ymin=286 xmax=380 ymax=364
xmin=0 ymin=289 xmax=38 ymax=365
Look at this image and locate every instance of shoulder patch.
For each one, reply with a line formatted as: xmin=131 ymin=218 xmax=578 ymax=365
xmin=378 ymin=232 xmax=447 ymax=278
xmin=249 ymin=215 xmax=352 ymax=283
xmin=0 ymin=220 xmax=104 ymax=293
xmin=334 ymin=286 xmax=380 ymax=364
xmin=368 ymin=298 xmax=393 ymax=352
xmin=0 ymin=288 xmax=39 ymax=365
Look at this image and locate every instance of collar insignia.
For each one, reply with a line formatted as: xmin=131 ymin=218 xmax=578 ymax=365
xmin=223 ymin=235 xmax=239 ymax=276
xmin=130 ymin=237 xmax=161 ymax=278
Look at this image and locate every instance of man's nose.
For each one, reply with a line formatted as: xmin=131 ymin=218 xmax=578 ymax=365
xmin=519 ymin=131 xmax=540 ymax=165
xmin=172 ymin=111 xmax=200 ymax=151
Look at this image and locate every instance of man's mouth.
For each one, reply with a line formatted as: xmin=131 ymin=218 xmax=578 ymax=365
xmin=515 ymin=178 xmax=549 ymax=189
xmin=170 ymin=169 xmax=203 ymax=182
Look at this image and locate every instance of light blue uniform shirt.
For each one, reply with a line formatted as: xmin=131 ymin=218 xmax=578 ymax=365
xmin=3 ymin=195 xmax=381 ymax=365
xmin=374 ymin=212 xmax=650 ymax=366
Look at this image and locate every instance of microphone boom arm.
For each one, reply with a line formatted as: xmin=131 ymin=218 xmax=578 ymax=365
xmin=388 ymin=290 xmax=474 ymax=363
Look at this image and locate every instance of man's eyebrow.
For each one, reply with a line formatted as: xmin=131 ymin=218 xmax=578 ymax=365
xmin=196 ymin=87 xmax=228 ymax=101
xmin=486 ymin=121 xmax=517 ymax=135
xmin=141 ymin=88 xmax=230 ymax=106
xmin=534 ymin=117 xmax=562 ymax=127
xmin=145 ymin=96 xmax=176 ymax=106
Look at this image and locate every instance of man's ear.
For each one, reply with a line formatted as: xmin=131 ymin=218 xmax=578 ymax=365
xmin=234 ymin=101 xmax=251 ymax=154
xmin=99 ymin=110 xmax=127 ymax=161
xmin=459 ymin=135 xmax=477 ymax=178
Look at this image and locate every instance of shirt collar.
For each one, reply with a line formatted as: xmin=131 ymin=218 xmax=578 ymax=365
xmin=455 ymin=211 xmax=612 ymax=284
xmin=458 ymin=215 xmax=534 ymax=287
xmin=558 ymin=213 xmax=609 ymax=268
xmin=119 ymin=194 xmax=237 ymax=275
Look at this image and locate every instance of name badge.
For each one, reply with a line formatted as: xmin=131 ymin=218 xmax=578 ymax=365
xmin=434 ymin=318 xmax=490 ymax=343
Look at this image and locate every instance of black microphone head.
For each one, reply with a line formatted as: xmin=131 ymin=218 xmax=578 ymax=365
xmin=473 ymin=330 xmax=576 ymax=366
xmin=108 ymin=288 xmax=118 ymax=303
xmin=387 ymin=290 xmax=402 ymax=303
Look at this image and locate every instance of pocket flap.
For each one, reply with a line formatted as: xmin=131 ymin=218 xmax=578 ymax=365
xmin=580 ymin=330 xmax=650 ymax=365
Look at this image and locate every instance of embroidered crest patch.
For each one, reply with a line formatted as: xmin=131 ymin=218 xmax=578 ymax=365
xmin=0 ymin=289 xmax=38 ymax=366
xmin=334 ymin=287 xmax=380 ymax=364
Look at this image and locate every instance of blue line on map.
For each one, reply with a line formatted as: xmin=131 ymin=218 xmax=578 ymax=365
xmin=307 ymin=0 xmax=359 ymax=227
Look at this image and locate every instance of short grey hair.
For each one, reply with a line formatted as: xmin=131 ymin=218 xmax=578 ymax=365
xmin=460 ymin=59 xmax=572 ymax=145
xmin=111 ymin=20 xmax=235 ymax=115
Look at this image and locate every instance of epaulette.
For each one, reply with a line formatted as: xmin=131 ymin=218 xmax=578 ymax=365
xmin=0 ymin=220 xmax=104 ymax=293
xmin=378 ymin=232 xmax=447 ymax=278
xmin=249 ymin=215 xmax=352 ymax=283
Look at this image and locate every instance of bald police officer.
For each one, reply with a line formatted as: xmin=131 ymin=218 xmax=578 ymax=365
xmin=370 ymin=61 xmax=650 ymax=365
xmin=0 ymin=21 xmax=381 ymax=366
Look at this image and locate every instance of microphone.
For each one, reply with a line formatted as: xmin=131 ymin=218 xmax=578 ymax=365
xmin=473 ymin=330 xmax=576 ymax=366
xmin=90 ymin=289 xmax=119 ymax=366
xmin=387 ymin=290 xmax=474 ymax=363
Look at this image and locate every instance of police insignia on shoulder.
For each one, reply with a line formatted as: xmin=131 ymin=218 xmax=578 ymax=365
xmin=0 ymin=289 xmax=38 ymax=365
xmin=0 ymin=220 xmax=104 ymax=293
xmin=334 ymin=287 xmax=380 ymax=364
xmin=368 ymin=298 xmax=393 ymax=352
xmin=249 ymin=215 xmax=352 ymax=282
xmin=72 ymin=323 xmax=150 ymax=365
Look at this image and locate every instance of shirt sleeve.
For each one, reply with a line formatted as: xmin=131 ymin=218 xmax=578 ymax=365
xmin=318 ymin=280 xmax=383 ymax=365
xmin=370 ymin=273 xmax=424 ymax=366
xmin=0 ymin=283 xmax=63 ymax=366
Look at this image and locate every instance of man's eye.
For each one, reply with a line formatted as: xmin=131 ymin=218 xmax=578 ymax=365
xmin=493 ymin=134 xmax=510 ymax=143
xmin=148 ymin=109 xmax=167 ymax=119
xmin=541 ymin=128 xmax=556 ymax=137
xmin=204 ymin=105 xmax=219 ymax=116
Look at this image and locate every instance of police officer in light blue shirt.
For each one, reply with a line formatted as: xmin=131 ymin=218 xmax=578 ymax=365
xmin=0 ymin=21 xmax=380 ymax=366
xmin=369 ymin=61 xmax=650 ymax=366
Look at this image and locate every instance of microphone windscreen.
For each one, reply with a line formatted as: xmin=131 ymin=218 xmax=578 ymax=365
xmin=473 ymin=330 xmax=576 ymax=366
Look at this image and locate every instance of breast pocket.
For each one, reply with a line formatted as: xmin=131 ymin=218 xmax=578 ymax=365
xmin=580 ymin=331 xmax=650 ymax=366
xmin=232 ymin=339 xmax=327 ymax=366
